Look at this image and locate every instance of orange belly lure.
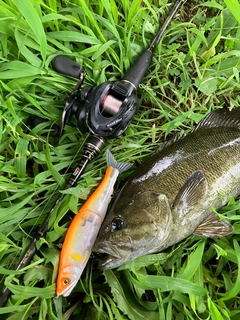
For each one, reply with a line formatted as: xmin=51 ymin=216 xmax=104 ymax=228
xmin=56 ymin=150 xmax=131 ymax=297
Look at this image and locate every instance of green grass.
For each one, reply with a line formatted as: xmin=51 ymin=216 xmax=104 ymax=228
xmin=0 ymin=0 xmax=240 ymax=319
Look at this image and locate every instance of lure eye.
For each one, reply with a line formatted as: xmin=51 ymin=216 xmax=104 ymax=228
xmin=111 ymin=217 xmax=124 ymax=231
xmin=63 ymin=278 xmax=70 ymax=286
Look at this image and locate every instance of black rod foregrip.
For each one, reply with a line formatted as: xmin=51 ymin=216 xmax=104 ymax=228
xmin=122 ymin=0 xmax=184 ymax=90
xmin=122 ymin=49 xmax=153 ymax=90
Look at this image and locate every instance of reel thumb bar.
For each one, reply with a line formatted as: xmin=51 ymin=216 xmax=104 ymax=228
xmin=0 ymin=0 xmax=184 ymax=306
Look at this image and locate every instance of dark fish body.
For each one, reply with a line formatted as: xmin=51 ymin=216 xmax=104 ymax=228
xmin=93 ymin=108 xmax=240 ymax=269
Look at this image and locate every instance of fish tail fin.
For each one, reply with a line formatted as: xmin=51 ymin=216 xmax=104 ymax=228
xmin=106 ymin=149 xmax=132 ymax=173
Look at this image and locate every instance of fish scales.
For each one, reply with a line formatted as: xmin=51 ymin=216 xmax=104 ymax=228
xmin=131 ymin=129 xmax=240 ymax=201
xmin=93 ymin=108 xmax=240 ymax=270
xmin=125 ymin=129 xmax=240 ymax=241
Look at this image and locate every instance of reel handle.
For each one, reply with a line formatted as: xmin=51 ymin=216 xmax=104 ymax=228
xmin=52 ymin=55 xmax=84 ymax=79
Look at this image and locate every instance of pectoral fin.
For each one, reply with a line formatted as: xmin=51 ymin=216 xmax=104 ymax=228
xmin=193 ymin=213 xmax=234 ymax=237
xmin=172 ymin=171 xmax=208 ymax=220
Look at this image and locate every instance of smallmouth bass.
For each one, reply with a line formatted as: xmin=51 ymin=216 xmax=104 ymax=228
xmin=93 ymin=108 xmax=239 ymax=269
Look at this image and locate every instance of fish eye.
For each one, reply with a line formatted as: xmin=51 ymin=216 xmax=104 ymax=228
xmin=111 ymin=217 xmax=124 ymax=231
xmin=63 ymin=278 xmax=70 ymax=286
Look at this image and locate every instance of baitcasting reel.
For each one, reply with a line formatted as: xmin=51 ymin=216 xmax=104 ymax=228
xmin=51 ymin=54 xmax=141 ymax=139
xmin=51 ymin=0 xmax=184 ymax=141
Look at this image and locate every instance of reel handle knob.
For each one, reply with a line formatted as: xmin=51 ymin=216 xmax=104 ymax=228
xmin=51 ymin=55 xmax=84 ymax=79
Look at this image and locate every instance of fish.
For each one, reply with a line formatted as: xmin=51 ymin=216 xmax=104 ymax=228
xmin=93 ymin=108 xmax=240 ymax=270
xmin=56 ymin=150 xmax=131 ymax=297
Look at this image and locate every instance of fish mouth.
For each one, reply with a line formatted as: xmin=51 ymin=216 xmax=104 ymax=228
xmin=93 ymin=240 xmax=132 ymax=270
xmin=93 ymin=242 xmax=122 ymax=259
xmin=97 ymin=254 xmax=124 ymax=270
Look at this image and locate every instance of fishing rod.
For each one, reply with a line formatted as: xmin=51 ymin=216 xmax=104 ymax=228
xmin=0 ymin=0 xmax=185 ymax=306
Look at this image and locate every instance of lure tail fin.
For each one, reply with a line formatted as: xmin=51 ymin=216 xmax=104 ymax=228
xmin=106 ymin=149 xmax=132 ymax=173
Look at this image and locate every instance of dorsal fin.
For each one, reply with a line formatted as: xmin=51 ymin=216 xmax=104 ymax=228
xmin=155 ymin=133 xmax=187 ymax=153
xmin=156 ymin=108 xmax=240 ymax=154
xmin=194 ymin=108 xmax=240 ymax=131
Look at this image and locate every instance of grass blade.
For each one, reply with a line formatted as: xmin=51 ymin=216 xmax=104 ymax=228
xmin=129 ymin=272 xmax=207 ymax=296
xmin=47 ymin=31 xmax=102 ymax=45
xmin=224 ymin=0 xmax=240 ymax=23
xmin=104 ymin=270 xmax=159 ymax=320
xmin=220 ymin=240 xmax=240 ymax=301
xmin=11 ymin=0 xmax=47 ymax=61
xmin=14 ymin=138 xmax=29 ymax=179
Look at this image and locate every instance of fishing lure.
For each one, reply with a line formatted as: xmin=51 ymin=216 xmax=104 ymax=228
xmin=56 ymin=150 xmax=131 ymax=297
